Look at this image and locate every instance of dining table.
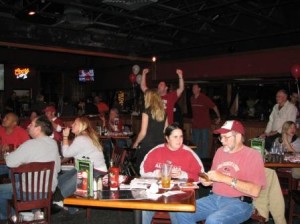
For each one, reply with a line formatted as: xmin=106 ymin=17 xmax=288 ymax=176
xmin=264 ymin=153 xmax=300 ymax=168
xmin=64 ymin=179 xmax=196 ymax=224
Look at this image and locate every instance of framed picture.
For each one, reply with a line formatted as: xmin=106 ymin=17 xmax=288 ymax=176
xmin=14 ymin=89 xmax=31 ymax=103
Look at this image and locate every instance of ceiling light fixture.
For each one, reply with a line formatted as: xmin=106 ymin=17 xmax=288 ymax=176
xmin=28 ymin=10 xmax=36 ymax=16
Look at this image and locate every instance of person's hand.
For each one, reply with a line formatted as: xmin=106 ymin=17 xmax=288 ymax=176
xmin=171 ymin=167 xmax=182 ymax=178
xmin=132 ymin=142 xmax=138 ymax=149
xmin=207 ymin=170 xmax=225 ymax=182
xmin=63 ymin=127 xmax=70 ymax=137
xmin=142 ymin=68 xmax=149 ymax=76
xmin=1 ymin=144 xmax=9 ymax=153
xmin=99 ymin=113 xmax=105 ymax=122
xmin=215 ymin=117 xmax=221 ymax=125
xmin=176 ymin=69 xmax=183 ymax=78
xmin=259 ymin=133 xmax=267 ymax=138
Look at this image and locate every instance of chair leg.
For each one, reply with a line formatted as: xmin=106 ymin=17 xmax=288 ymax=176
xmin=86 ymin=207 xmax=91 ymax=221
xmin=289 ymin=197 xmax=295 ymax=224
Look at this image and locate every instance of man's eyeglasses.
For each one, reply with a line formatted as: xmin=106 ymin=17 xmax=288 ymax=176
xmin=218 ymin=135 xmax=235 ymax=141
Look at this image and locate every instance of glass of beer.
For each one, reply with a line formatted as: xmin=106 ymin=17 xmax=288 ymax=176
xmin=161 ymin=163 xmax=173 ymax=188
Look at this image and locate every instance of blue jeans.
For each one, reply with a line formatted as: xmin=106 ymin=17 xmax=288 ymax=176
xmin=0 ymin=165 xmax=9 ymax=176
xmin=57 ymin=168 xmax=77 ymax=198
xmin=175 ymin=194 xmax=253 ymax=224
xmin=192 ymin=128 xmax=209 ymax=158
xmin=142 ymin=211 xmax=179 ymax=224
xmin=0 ymin=183 xmax=13 ymax=220
xmin=0 ymin=182 xmax=48 ymax=220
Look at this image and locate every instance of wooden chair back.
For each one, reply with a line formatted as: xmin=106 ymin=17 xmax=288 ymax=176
xmin=7 ymin=161 xmax=55 ymax=224
xmin=111 ymin=146 xmax=127 ymax=167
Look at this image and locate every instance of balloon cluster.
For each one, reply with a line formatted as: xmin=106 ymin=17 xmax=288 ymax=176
xmin=129 ymin=65 xmax=142 ymax=85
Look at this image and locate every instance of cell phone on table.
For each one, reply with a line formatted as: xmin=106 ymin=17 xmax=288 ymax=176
xmin=199 ymin=172 xmax=210 ymax=181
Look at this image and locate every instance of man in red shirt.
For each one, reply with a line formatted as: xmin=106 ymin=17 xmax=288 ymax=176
xmin=44 ymin=106 xmax=64 ymax=142
xmin=141 ymin=68 xmax=184 ymax=124
xmin=191 ymin=83 xmax=221 ymax=158
xmin=0 ymin=112 xmax=30 ymax=175
xmin=0 ymin=112 xmax=30 ymax=149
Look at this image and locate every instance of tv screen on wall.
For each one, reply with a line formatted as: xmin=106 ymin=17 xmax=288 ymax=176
xmin=79 ymin=69 xmax=94 ymax=82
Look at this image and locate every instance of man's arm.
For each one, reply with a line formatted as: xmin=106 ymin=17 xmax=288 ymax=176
xmin=140 ymin=68 xmax=149 ymax=93
xmin=208 ymin=170 xmax=262 ymax=197
xmin=176 ymin=69 xmax=184 ymax=97
xmin=212 ymin=105 xmax=221 ymax=124
xmin=260 ymin=106 xmax=275 ymax=137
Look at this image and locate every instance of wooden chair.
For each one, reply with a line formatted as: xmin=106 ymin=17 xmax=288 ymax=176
xmin=276 ymin=168 xmax=299 ymax=209
xmin=288 ymin=190 xmax=300 ymax=224
xmin=111 ymin=146 xmax=127 ymax=167
xmin=7 ymin=161 xmax=55 ymax=224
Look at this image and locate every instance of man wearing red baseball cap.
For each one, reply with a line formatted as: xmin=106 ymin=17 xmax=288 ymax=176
xmin=175 ymin=120 xmax=267 ymax=224
xmin=44 ymin=106 xmax=64 ymax=142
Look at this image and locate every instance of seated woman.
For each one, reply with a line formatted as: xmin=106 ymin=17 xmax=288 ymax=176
xmin=53 ymin=116 xmax=107 ymax=208
xmin=277 ymin=121 xmax=300 ymax=178
xmin=141 ymin=123 xmax=204 ymax=224
xmin=278 ymin=121 xmax=300 ymax=153
xmin=100 ymin=107 xmax=123 ymax=133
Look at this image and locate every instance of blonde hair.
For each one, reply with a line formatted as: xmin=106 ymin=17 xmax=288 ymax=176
xmin=282 ymin=121 xmax=295 ymax=134
xmin=75 ymin=116 xmax=102 ymax=150
xmin=144 ymin=89 xmax=165 ymax=122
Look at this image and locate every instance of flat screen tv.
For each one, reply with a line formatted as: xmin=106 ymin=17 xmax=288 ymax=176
xmin=79 ymin=69 xmax=94 ymax=82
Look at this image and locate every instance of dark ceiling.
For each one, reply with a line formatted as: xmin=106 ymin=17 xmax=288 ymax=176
xmin=0 ymin=0 xmax=300 ymax=63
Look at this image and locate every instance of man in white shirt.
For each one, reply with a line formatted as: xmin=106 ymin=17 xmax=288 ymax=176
xmin=0 ymin=115 xmax=61 ymax=220
xmin=260 ymin=89 xmax=297 ymax=150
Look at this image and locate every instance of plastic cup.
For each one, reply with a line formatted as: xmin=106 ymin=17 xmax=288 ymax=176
xmin=161 ymin=163 xmax=172 ymax=188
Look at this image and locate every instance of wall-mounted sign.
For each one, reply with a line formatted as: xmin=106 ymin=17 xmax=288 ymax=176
xmin=14 ymin=68 xmax=30 ymax=79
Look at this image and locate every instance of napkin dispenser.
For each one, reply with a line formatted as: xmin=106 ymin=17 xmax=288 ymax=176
xmin=250 ymin=138 xmax=265 ymax=157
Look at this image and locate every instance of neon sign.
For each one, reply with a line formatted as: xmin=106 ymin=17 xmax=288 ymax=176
xmin=14 ymin=68 xmax=30 ymax=79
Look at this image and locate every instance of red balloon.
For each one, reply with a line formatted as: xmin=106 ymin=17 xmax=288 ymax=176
xmin=129 ymin=74 xmax=136 ymax=83
xmin=291 ymin=64 xmax=300 ymax=78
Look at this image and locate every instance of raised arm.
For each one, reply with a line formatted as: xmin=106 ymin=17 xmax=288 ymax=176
xmin=176 ymin=69 xmax=184 ymax=97
xmin=140 ymin=68 xmax=149 ymax=93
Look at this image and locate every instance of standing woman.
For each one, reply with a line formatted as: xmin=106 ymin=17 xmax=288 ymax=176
xmin=132 ymin=89 xmax=168 ymax=175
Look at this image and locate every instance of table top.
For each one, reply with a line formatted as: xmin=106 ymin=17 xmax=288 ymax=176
xmin=64 ymin=188 xmax=195 ymax=212
xmin=99 ymin=132 xmax=134 ymax=140
xmin=264 ymin=153 xmax=300 ymax=168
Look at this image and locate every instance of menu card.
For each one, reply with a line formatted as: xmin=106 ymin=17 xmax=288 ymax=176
xmin=75 ymin=158 xmax=94 ymax=197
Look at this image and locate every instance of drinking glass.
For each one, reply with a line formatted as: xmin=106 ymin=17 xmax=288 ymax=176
xmin=161 ymin=163 xmax=173 ymax=188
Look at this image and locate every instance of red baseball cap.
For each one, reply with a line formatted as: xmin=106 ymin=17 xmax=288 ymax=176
xmin=43 ymin=106 xmax=56 ymax=113
xmin=213 ymin=120 xmax=245 ymax=135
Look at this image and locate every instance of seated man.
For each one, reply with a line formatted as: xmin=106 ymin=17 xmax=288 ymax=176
xmin=44 ymin=105 xmax=64 ymax=142
xmin=0 ymin=112 xmax=30 ymax=175
xmin=0 ymin=115 xmax=61 ymax=221
xmin=100 ymin=108 xmax=123 ymax=133
xmin=0 ymin=112 xmax=30 ymax=149
xmin=260 ymin=89 xmax=297 ymax=150
xmin=174 ymin=120 xmax=266 ymax=224
xmin=140 ymin=123 xmax=204 ymax=224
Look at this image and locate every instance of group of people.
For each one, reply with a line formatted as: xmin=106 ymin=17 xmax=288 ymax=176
xmin=0 ymin=110 xmax=108 ymax=220
xmin=1 ymin=67 xmax=299 ymax=224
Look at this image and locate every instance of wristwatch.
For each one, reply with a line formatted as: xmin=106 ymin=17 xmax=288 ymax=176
xmin=231 ymin=177 xmax=238 ymax=188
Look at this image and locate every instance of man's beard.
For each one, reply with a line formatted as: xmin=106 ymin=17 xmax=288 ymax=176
xmin=222 ymin=144 xmax=235 ymax=153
